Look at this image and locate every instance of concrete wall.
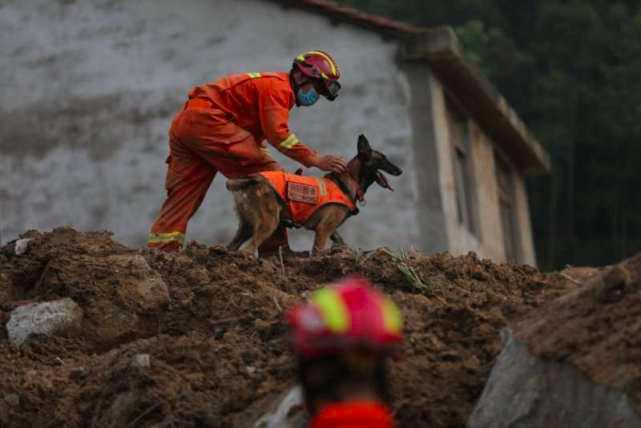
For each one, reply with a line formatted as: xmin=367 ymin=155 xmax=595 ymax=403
xmin=415 ymin=73 xmax=489 ymax=260
xmin=467 ymin=123 xmax=507 ymax=262
xmin=402 ymin=64 xmax=449 ymax=254
xmin=0 ymin=0 xmax=420 ymax=251
xmin=425 ymin=77 xmax=537 ymax=266
xmin=514 ymin=174 xmax=537 ymax=265
xmin=396 ymin=66 xmax=533 ymax=263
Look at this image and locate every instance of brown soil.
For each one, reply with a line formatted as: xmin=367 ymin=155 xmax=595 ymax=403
xmin=513 ymin=253 xmax=641 ymax=413
xmin=0 ymin=227 xmax=577 ymax=428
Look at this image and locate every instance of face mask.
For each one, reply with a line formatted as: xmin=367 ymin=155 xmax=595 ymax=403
xmin=296 ymin=87 xmax=319 ymax=106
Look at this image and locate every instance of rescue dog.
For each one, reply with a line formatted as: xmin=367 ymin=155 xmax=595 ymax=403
xmin=226 ymin=135 xmax=403 ymax=255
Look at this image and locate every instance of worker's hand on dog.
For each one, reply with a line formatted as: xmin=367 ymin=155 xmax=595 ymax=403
xmin=315 ymin=154 xmax=347 ymax=174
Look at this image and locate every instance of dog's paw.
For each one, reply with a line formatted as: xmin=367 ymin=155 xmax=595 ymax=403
xmin=330 ymin=245 xmax=353 ymax=256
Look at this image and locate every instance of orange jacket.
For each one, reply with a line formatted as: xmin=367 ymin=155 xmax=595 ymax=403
xmin=187 ymin=72 xmax=318 ymax=167
xmin=259 ymin=171 xmax=357 ymax=224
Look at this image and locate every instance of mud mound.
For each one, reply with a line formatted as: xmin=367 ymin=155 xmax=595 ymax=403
xmin=469 ymin=254 xmax=641 ymax=427
xmin=513 ymin=253 xmax=641 ymax=411
xmin=0 ymin=227 xmax=577 ymax=427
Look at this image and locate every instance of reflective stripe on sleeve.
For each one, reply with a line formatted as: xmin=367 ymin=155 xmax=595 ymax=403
xmin=148 ymin=231 xmax=185 ymax=244
xmin=247 ymin=72 xmax=262 ymax=79
xmin=279 ymin=134 xmax=300 ymax=150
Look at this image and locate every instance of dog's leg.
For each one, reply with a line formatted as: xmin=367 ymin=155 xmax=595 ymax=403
xmin=239 ymin=185 xmax=281 ymax=256
xmin=228 ymin=187 xmax=257 ymax=251
xmin=227 ymin=218 xmax=253 ymax=251
xmin=313 ymin=217 xmax=345 ymax=256
xmin=330 ymin=232 xmax=346 ymax=247
xmin=307 ymin=206 xmax=349 ymax=256
xmin=243 ymin=216 xmax=279 ymax=256
xmin=312 ymin=229 xmax=333 ymax=256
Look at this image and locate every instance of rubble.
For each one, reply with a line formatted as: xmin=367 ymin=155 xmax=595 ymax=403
xmin=132 ymin=353 xmax=151 ymax=369
xmin=469 ymin=255 xmax=641 ymax=427
xmin=0 ymin=227 xmax=580 ymax=427
xmin=468 ymin=329 xmax=641 ymax=428
xmin=13 ymin=239 xmax=31 ymax=256
xmin=6 ymin=298 xmax=83 ymax=346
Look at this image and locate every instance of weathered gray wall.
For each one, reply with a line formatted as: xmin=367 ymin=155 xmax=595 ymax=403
xmin=0 ymin=0 xmax=420 ymax=251
xmin=402 ymin=64 xmax=450 ymax=255
xmin=408 ymin=71 xmax=536 ymax=265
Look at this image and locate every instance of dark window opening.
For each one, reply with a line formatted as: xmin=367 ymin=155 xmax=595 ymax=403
xmin=446 ymin=97 xmax=477 ymax=236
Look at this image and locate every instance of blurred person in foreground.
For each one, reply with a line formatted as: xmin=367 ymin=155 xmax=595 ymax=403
xmin=283 ymin=276 xmax=403 ymax=427
xmin=147 ymin=51 xmax=346 ymax=256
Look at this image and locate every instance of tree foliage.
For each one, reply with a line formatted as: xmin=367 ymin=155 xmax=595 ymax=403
xmin=336 ymin=0 xmax=641 ymax=269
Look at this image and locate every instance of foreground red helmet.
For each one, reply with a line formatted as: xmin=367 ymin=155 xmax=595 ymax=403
xmin=287 ymin=277 xmax=403 ymax=358
xmin=293 ymin=50 xmax=341 ymax=101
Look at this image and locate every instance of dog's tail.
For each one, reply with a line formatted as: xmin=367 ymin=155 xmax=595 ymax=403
xmin=226 ymin=178 xmax=259 ymax=191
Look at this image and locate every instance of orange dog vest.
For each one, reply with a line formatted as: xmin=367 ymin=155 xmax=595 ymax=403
xmin=259 ymin=171 xmax=358 ymax=224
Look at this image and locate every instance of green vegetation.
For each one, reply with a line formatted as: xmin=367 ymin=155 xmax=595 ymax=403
xmin=337 ymin=0 xmax=641 ymax=269
xmin=381 ymin=248 xmax=430 ymax=291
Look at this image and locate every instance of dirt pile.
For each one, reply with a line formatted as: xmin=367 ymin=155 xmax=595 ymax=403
xmin=0 ymin=227 xmax=577 ymax=427
xmin=513 ymin=253 xmax=641 ymax=411
xmin=468 ymin=253 xmax=641 ymax=428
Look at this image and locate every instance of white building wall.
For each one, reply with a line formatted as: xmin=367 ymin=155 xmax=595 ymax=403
xmin=513 ymin=174 xmax=537 ymax=266
xmin=468 ymin=124 xmax=508 ymax=262
xmin=429 ymin=79 xmax=484 ymax=258
xmin=0 ymin=0 xmax=419 ymax=251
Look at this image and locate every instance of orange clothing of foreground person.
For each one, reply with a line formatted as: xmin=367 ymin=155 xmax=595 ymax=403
xmin=258 ymin=171 xmax=357 ymax=224
xmin=309 ymin=401 xmax=395 ymax=428
xmin=148 ymin=72 xmax=319 ymax=250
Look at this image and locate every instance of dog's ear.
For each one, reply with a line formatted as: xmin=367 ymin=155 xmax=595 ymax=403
xmin=357 ymin=134 xmax=372 ymax=160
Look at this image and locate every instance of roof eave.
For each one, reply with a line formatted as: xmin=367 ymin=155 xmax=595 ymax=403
xmin=268 ymin=0 xmax=427 ymax=38
xmin=403 ymin=27 xmax=551 ymax=174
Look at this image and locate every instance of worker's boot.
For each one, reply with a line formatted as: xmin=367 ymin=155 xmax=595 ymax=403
xmin=258 ymin=226 xmax=308 ymax=258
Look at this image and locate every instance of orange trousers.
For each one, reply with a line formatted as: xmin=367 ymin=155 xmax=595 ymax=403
xmin=148 ymin=100 xmax=287 ymax=253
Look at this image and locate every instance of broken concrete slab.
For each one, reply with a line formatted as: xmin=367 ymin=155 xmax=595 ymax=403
xmin=6 ymin=298 xmax=83 ymax=346
xmin=14 ymin=239 xmax=32 ymax=255
xmin=131 ymin=353 xmax=150 ymax=369
xmin=1 ymin=238 xmax=32 ymax=256
xmin=253 ymin=386 xmax=306 ymax=428
xmin=468 ymin=329 xmax=641 ymax=428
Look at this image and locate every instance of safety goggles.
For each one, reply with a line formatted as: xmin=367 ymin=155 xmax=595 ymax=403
xmin=314 ymin=78 xmax=341 ymax=101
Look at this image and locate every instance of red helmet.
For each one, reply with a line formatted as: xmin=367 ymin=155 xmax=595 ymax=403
xmin=293 ymin=50 xmax=342 ymax=101
xmin=287 ymin=277 xmax=403 ymax=358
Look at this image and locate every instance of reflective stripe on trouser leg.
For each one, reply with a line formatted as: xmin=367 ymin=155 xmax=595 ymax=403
xmin=148 ymin=231 xmax=185 ymax=246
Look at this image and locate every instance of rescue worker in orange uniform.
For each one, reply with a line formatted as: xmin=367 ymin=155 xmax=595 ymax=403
xmin=286 ymin=276 xmax=404 ymax=428
xmin=148 ymin=51 xmax=347 ymax=255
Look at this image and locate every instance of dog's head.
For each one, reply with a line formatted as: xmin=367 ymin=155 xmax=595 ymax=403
xmin=355 ymin=134 xmax=403 ymax=192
